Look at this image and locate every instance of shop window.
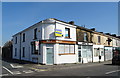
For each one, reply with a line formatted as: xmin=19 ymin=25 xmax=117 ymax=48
xmin=82 ymin=46 xmax=87 ymax=58
xmin=94 ymin=48 xmax=99 ymax=57
xmin=23 ymin=33 xmax=25 ymax=42
xmin=59 ymin=44 xmax=75 ymax=55
xmin=59 ymin=44 xmax=65 ymax=54
xmin=65 ymin=44 xmax=69 ymax=53
xmin=70 ymin=45 xmax=75 ymax=53
xmin=65 ymin=28 xmax=70 ymax=38
xmin=100 ymin=48 xmax=104 ymax=56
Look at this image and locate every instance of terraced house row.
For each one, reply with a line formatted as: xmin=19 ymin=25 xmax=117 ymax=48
xmin=12 ymin=18 xmax=120 ymax=65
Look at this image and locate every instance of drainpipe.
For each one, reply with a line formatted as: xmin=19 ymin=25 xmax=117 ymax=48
xmin=54 ymin=21 xmax=56 ymax=65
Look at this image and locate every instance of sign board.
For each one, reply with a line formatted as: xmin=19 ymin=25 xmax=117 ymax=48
xmin=35 ymin=41 xmax=39 ymax=50
xmin=55 ymin=29 xmax=62 ymax=37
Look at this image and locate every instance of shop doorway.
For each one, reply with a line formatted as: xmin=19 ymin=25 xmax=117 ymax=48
xmin=46 ymin=47 xmax=54 ymax=64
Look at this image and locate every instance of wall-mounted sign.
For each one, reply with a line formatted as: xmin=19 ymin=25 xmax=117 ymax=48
xmin=55 ymin=29 xmax=62 ymax=37
xmin=35 ymin=41 xmax=39 ymax=50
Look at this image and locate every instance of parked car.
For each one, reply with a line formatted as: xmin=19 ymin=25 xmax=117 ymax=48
xmin=112 ymin=54 xmax=120 ymax=65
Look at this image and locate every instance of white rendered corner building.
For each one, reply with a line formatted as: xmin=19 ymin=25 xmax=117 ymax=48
xmin=12 ymin=18 xmax=78 ymax=65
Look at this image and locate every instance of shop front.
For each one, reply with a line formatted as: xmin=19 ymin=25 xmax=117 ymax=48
xmin=78 ymin=42 xmax=93 ymax=63
xmin=31 ymin=40 xmax=78 ymax=65
xmin=104 ymin=46 xmax=113 ymax=61
xmin=93 ymin=45 xmax=104 ymax=62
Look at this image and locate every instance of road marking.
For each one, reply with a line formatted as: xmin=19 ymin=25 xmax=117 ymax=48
xmin=105 ymin=70 xmax=120 ymax=74
xmin=10 ymin=64 xmax=23 ymax=68
xmin=2 ymin=66 xmax=13 ymax=75
xmin=0 ymin=74 xmax=8 ymax=76
xmin=23 ymin=70 xmax=34 ymax=73
xmin=31 ymin=68 xmax=47 ymax=72
xmin=12 ymin=71 xmax=21 ymax=75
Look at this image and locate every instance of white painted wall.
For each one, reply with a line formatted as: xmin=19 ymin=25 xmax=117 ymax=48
xmin=56 ymin=22 xmax=76 ymax=41
xmin=43 ymin=24 xmax=55 ymax=40
xmin=13 ymin=23 xmax=43 ymax=62
xmin=12 ymin=18 xmax=77 ymax=64
xmin=13 ymin=34 xmax=20 ymax=60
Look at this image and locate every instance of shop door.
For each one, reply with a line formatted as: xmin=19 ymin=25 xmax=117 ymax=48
xmin=105 ymin=47 xmax=112 ymax=61
xmin=87 ymin=46 xmax=93 ymax=62
xmin=46 ymin=48 xmax=53 ymax=64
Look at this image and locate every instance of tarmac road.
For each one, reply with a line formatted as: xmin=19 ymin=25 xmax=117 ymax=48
xmin=1 ymin=58 xmax=120 ymax=77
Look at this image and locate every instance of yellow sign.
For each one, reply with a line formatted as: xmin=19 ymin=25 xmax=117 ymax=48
xmin=55 ymin=29 xmax=62 ymax=37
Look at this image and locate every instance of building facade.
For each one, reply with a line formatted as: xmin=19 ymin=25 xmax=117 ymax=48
xmin=76 ymin=27 xmax=93 ymax=63
xmin=12 ymin=18 xmax=120 ymax=64
xmin=13 ymin=18 xmax=78 ymax=65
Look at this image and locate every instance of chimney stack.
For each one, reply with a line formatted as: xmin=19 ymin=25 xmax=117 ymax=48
xmin=69 ymin=21 xmax=74 ymax=25
xmin=90 ymin=28 xmax=96 ymax=31
xmin=105 ymin=33 xmax=111 ymax=35
xmin=111 ymin=34 xmax=116 ymax=37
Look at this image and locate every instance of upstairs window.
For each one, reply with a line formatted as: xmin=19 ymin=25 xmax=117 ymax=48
xmin=15 ymin=37 xmax=17 ymax=44
xmin=84 ymin=32 xmax=87 ymax=41
xmin=98 ymin=36 xmax=101 ymax=43
xmin=23 ymin=33 xmax=25 ymax=42
xmin=34 ymin=28 xmax=37 ymax=39
xmin=65 ymin=28 xmax=70 ymax=38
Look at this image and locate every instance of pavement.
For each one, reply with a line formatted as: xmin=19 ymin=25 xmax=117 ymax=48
xmin=22 ymin=60 xmax=113 ymax=71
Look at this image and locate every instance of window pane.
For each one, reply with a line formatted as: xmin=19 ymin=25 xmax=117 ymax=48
xmin=100 ymin=48 xmax=104 ymax=56
xmin=15 ymin=37 xmax=17 ymax=44
xmin=70 ymin=45 xmax=74 ymax=53
xmin=94 ymin=48 xmax=99 ymax=57
xmin=23 ymin=33 xmax=25 ymax=42
xmin=59 ymin=44 xmax=64 ymax=54
xmin=98 ymin=36 xmax=101 ymax=43
xmin=34 ymin=28 xmax=37 ymax=39
xmin=65 ymin=44 xmax=69 ymax=53
xmin=82 ymin=46 xmax=87 ymax=58
xmin=65 ymin=28 xmax=69 ymax=37
xmin=84 ymin=33 xmax=87 ymax=41
xmin=23 ymin=47 xmax=25 ymax=57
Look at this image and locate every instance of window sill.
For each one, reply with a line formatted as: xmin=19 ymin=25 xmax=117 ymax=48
xmin=65 ymin=37 xmax=71 ymax=39
xmin=32 ymin=53 xmax=40 ymax=55
xmin=33 ymin=38 xmax=37 ymax=40
xmin=59 ymin=53 xmax=75 ymax=55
